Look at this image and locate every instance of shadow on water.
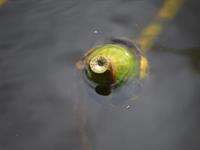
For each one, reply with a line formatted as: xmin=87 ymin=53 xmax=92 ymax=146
xmin=0 ymin=0 xmax=200 ymax=150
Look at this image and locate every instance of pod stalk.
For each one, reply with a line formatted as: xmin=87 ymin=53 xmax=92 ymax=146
xmin=89 ymin=56 xmax=111 ymax=74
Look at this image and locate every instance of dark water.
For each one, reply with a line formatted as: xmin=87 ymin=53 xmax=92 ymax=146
xmin=0 ymin=0 xmax=200 ymax=150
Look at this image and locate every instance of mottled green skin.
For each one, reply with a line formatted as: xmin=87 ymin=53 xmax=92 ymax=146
xmin=85 ymin=44 xmax=138 ymax=87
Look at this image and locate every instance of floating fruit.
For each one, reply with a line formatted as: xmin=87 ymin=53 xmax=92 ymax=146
xmin=76 ymin=38 xmax=149 ymax=106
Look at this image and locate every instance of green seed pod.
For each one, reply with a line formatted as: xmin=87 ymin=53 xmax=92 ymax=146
xmin=77 ymin=38 xmax=148 ymax=98
xmin=86 ymin=44 xmax=137 ymax=86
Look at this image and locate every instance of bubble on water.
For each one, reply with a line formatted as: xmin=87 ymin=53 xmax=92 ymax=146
xmin=93 ymin=30 xmax=99 ymax=34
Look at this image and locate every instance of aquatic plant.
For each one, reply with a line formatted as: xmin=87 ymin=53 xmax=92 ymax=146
xmin=75 ymin=0 xmax=185 ymax=150
xmin=76 ymin=0 xmax=184 ymax=103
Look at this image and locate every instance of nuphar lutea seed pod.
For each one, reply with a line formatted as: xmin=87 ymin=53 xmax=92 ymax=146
xmin=77 ymin=38 xmax=149 ymax=106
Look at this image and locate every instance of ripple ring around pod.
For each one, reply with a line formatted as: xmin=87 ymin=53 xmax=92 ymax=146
xmin=76 ymin=38 xmax=149 ymax=100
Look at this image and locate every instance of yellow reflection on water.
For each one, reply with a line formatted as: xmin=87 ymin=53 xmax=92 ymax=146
xmin=138 ymin=0 xmax=185 ymax=52
xmin=0 ymin=0 xmax=7 ymax=7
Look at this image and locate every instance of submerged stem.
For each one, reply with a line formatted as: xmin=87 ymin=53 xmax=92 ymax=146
xmin=138 ymin=0 xmax=185 ymax=52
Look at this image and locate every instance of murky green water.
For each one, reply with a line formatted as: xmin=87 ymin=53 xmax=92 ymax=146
xmin=0 ymin=0 xmax=199 ymax=150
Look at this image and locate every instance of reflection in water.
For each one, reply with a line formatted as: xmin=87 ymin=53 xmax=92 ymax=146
xmin=0 ymin=0 xmax=200 ymax=150
xmin=0 ymin=0 xmax=7 ymax=7
xmin=76 ymin=0 xmax=185 ymax=150
xmin=138 ymin=0 xmax=185 ymax=51
xmin=77 ymin=0 xmax=184 ymax=102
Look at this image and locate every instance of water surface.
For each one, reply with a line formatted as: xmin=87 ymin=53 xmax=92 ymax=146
xmin=0 ymin=0 xmax=200 ymax=150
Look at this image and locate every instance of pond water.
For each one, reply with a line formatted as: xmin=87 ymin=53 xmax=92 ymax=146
xmin=0 ymin=0 xmax=200 ymax=150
